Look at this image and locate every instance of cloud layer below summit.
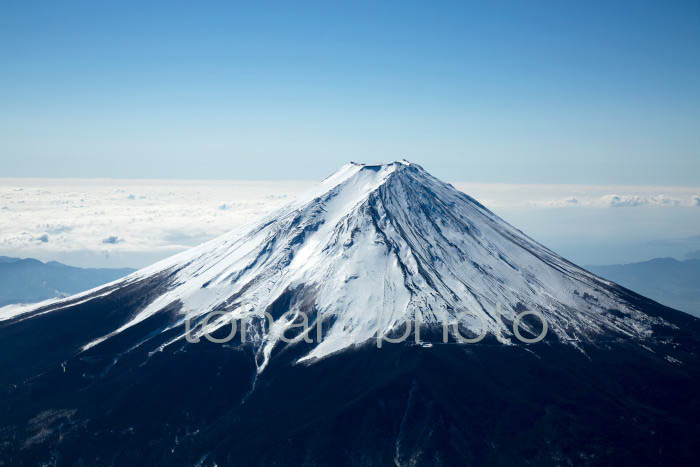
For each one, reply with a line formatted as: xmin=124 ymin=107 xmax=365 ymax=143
xmin=1 ymin=178 xmax=698 ymax=268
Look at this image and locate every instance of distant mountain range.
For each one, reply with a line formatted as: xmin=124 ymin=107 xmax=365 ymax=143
xmin=587 ymin=257 xmax=700 ymax=317
xmin=0 ymin=257 xmax=134 ymax=307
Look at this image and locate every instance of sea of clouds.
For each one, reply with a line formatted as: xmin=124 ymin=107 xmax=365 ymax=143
xmin=1 ymin=179 xmax=699 ymax=268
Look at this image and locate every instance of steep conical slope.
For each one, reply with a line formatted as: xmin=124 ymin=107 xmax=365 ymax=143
xmin=0 ymin=161 xmax=679 ymax=364
xmin=1 ymin=162 xmax=699 ymax=467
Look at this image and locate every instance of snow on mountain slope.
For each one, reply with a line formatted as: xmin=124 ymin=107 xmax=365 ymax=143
xmin=0 ymin=161 xmax=672 ymax=365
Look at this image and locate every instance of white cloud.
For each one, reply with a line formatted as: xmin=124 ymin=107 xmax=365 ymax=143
xmin=452 ymin=182 xmax=700 ymax=210
xmin=600 ymin=194 xmax=648 ymax=207
xmin=0 ymin=179 xmax=314 ymax=267
xmin=530 ymin=197 xmax=580 ymax=208
xmin=1 ymin=178 xmax=699 ymax=268
xmin=600 ymin=194 xmax=687 ymax=208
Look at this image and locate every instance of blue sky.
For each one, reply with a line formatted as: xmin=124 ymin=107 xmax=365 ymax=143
xmin=2 ymin=0 xmax=699 ymax=184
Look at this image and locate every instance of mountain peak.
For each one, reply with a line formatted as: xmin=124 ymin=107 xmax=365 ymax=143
xmin=2 ymin=163 xmax=699 ymax=466
xmin=327 ymin=159 xmax=426 ymax=184
xmin=348 ymin=158 xmax=414 ymax=167
xmin=1 ymin=162 xmax=677 ymax=367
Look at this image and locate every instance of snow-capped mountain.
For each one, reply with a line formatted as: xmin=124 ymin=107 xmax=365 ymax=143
xmin=1 ymin=161 xmax=699 ymax=467
xmin=0 ymin=161 xmax=672 ymax=362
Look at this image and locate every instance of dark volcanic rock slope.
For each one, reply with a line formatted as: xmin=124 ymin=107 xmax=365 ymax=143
xmin=1 ymin=161 xmax=699 ymax=466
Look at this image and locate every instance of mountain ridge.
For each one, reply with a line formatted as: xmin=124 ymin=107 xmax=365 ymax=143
xmin=587 ymin=257 xmax=700 ymax=317
xmin=1 ymin=162 xmax=699 ymax=466
xmin=0 ymin=256 xmax=134 ymax=307
xmin=1 ymin=161 xmax=680 ymax=364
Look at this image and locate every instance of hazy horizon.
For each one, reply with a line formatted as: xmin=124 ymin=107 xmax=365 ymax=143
xmin=2 ymin=173 xmax=699 ymax=269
